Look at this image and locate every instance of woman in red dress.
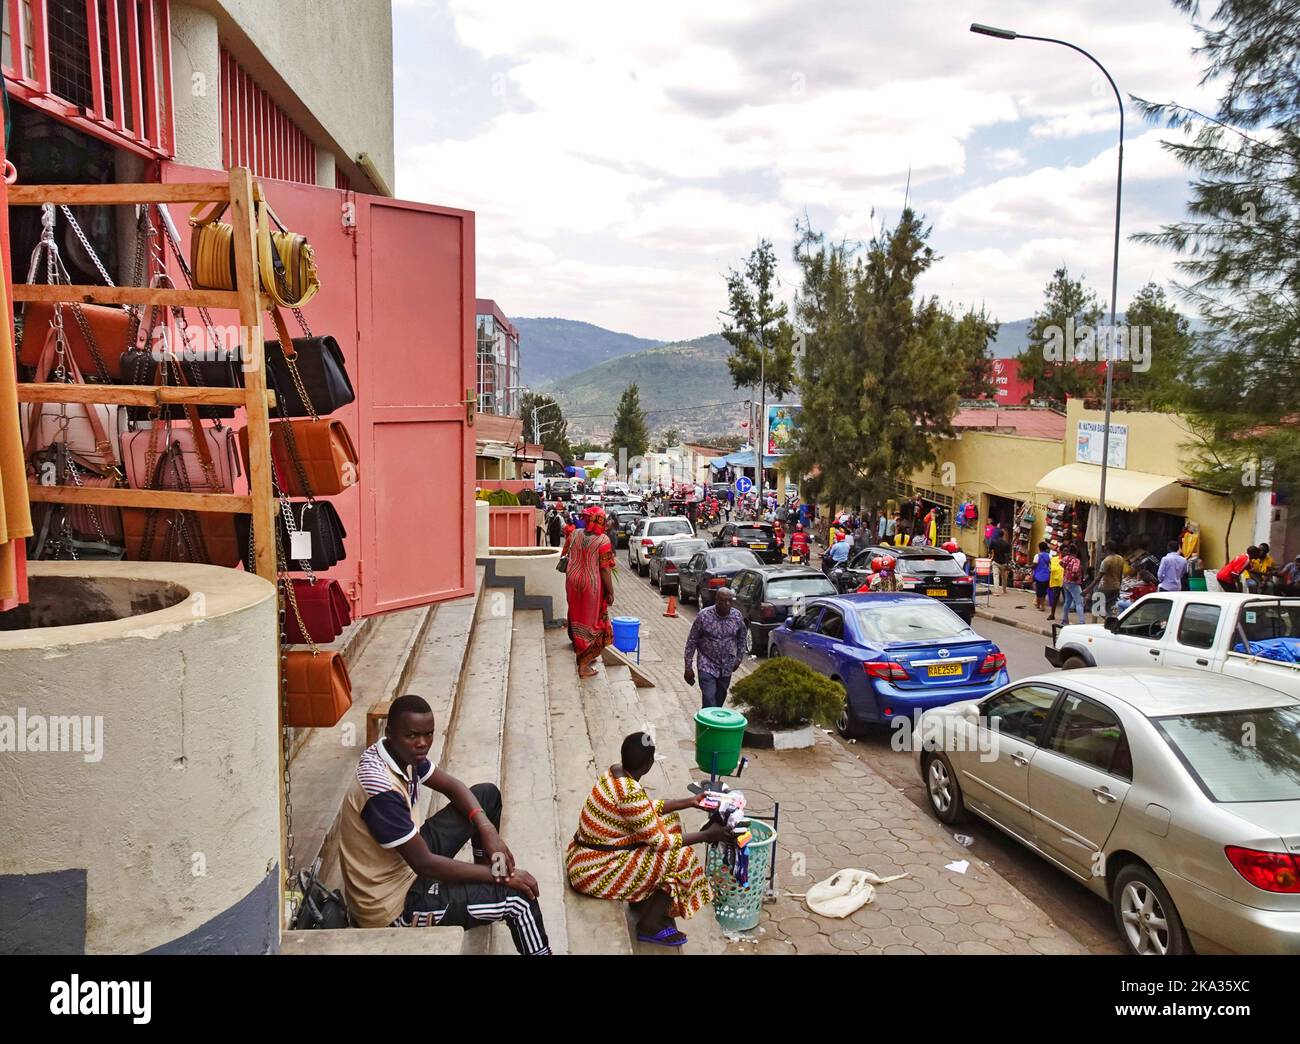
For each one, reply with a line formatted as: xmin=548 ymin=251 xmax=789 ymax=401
xmin=566 ymin=506 xmax=616 ymax=678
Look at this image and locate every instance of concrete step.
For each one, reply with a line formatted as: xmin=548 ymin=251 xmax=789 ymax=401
xmin=491 ymin=609 xmax=569 ymax=954
xmin=438 ymin=586 xmax=515 ymax=954
xmin=282 ymin=926 xmax=461 ymax=955
xmin=544 ymin=628 xmax=633 ymax=955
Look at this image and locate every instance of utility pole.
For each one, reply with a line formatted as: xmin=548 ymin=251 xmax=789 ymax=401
xmin=756 ymin=321 xmax=766 ymax=510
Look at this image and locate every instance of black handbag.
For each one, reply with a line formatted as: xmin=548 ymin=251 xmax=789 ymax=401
xmin=120 ymin=301 xmax=242 ymax=422
xmin=265 ymin=308 xmax=354 ymax=418
xmin=238 ymin=499 xmax=346 ymax=571
xmin=289 ymin=859 xmax=350 ymax=930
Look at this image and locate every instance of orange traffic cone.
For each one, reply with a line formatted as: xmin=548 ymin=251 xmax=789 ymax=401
xmin=663 ymin=594 xmax=679 ymax=618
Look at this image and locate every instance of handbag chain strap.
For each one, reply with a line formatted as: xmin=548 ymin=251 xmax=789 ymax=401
xmin=265 ymin=357 xmax=317 ymax=500
xmin=270 ymin=307 xmax=319 ymax=422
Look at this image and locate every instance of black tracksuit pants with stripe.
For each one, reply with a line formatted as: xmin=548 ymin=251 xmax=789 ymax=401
xmin=395 ymin=782 xmax=551 ymax=955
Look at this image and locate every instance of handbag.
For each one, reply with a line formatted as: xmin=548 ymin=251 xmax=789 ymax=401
xmin=237 ymin=499 xmax=346 ymax=572
xmin=27 ymin=445 xmax=124 ymax=546
xmin=264 ymin=307 xmax=354 ymax=418
xmin=283 ymin=579 xmax=352 ymax=644
xmin=289 ymin=859 xmax=350 ymax=930
xmin=555 ymin=554 xmax=568 ymax=574
xmin=18 ymin=300 xmax=126 ymax=382
xmin=121 ymin=373 xmax=241 ymax=495
xmin=239 ymin=419 xmax=359 ymax=498
xmin=21 ymin=329 xmax=121 ymax=470
xmin=120 ymin=297 xmax=242 ymax=421
xmin=190 ymin=198 xmax=320 ymax=308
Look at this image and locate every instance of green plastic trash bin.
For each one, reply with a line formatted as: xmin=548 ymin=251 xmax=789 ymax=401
xmin=706 ymin=819 xmax=777 ymax=932
xmin=1188 ymin=575 xmax=1208 ymax=592
xmin=694 ymin=707 xmax=748 ymax=776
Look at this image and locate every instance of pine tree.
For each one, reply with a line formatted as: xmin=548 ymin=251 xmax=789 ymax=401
xmin=1016 ymin=267 xmax=1106 ymax=405
xmin=788 ymin=209 xmax=992 ymax=513
xmin=1133 ymin=0 xmax=1300 ymax=504
xmin=721 ymin=239 xmax=797 ymax=400
xmin=609 ymin=383 xmax=650 ymax=464
xmin=520 ymin=391 xmax=573 ymax=465
xmin=1121 ymin=282 xmax=1193 ymax=411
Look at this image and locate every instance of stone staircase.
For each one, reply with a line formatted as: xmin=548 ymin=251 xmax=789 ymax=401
xmin=284 ymin=568 xmax=738 ymax=956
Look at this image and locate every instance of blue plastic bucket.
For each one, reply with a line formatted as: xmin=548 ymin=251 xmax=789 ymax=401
xmin=611 ymin=616 xmax=640 ymax=654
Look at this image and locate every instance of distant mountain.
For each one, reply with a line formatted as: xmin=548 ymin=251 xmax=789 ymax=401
xmin=512 ymin=317 xmax=665 ymax=385
xmin=548 ymin=334 xmax=764 ymax=441
xmin=989 ymin=318 xmax=1030 ymax=359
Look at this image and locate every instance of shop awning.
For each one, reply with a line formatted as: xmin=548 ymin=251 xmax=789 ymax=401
xmin=1037 ymin=463 xmax=1188 ymax=512
xmin=477 ymin=441 xmax=516 ymax=460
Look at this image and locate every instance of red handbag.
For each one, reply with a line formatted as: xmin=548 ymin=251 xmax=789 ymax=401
xmin=283 ymin=579 xmax=352 ymax=644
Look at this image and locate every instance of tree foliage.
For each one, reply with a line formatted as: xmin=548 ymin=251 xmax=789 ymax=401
xmin=1016 ymin=266 xmax=1105 ymax=404
xmin=609 ymin=383 xmax=650 ymax=463
xmin=786 ymin=209 xmax=995 ymax=513
xmin=721 ymin=239 xmax=798 ymax=400
xmin=519 ymin=391 xmax=574 ymax=465
xmin=1134 ymin=0 xmax=1300 ymax=500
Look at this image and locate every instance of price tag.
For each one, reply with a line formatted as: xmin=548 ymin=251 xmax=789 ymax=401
xmin=291 ymin=531 xmax=312 ymax=561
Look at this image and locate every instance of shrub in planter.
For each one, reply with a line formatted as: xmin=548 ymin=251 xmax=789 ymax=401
xmin=517 ymin=489 xmax=541 ymax=507
xmin=730 ymin=657 xmax=845 ymax=730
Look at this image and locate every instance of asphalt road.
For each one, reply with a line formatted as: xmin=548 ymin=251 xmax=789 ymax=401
xmin=622 ymin=536 xmax=1123 ymax=954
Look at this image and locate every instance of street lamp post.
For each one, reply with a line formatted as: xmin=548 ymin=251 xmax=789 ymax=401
xmin=971 ymin=23 xmax=1124 ymax=572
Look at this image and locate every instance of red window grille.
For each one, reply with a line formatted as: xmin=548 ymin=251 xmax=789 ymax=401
xmin=219 ymin=47 xmax=316 ymax=185
xmin=334 ymin=167 xmax=349 ymax=191
xmin=2 ymin=0 xmax=174 ymax=158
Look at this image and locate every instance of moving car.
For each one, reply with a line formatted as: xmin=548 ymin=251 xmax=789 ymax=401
xmin=770 ymin=593 xmax=1008 ymax=733
xmin=627 ymin=516 xmax=695 ymax=575
xmin=678 ymin=547 xmax=762 ymax=607
xmin=609 ymin=509 xmax=644 ymax=549
xmin=549 ymin=478 xmax=574 ymax=501
xmin=648 ymin=536 xmax=710 ymax=593
xmin=729 ymin=565 xmax=836 ymax=657
xmin=831 ymin=544 xmax=975 ymax=622
xmin=713 ymin=521 xmax=783 ymax=564
xmin=914 ymin=667 xmax=1300 ymax=955
xmin=1046 ymin=592 xmax=1300 ymax=701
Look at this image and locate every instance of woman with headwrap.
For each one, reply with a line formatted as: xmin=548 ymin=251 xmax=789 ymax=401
xmin=566 ymin=505 xmax=617 ymax=678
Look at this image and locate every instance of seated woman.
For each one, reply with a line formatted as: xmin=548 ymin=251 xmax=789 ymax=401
xmin=566 ymin=732 xmax=731 ymax=946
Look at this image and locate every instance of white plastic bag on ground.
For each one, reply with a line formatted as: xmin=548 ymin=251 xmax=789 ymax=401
xmin=804 ymin=868 xmax=910 ymax=918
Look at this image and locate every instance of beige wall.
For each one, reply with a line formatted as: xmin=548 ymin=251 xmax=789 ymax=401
xmin=181 ymin=0 xmax=394 ymax=192
xmin=910 ymin=431 xmax=1066 ymax=560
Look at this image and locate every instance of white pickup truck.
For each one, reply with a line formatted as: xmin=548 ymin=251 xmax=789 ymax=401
xmin=1045 ymin=592 xmax=1300 ymax=700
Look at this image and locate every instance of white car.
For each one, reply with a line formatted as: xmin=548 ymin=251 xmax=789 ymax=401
xmin=914 ymin=668 xmax=1300 ymax=955
xmin=1047 ymin=592 xmax=1300 ymax=702
xmin=627 ymin=516 xmax=695 ymax=575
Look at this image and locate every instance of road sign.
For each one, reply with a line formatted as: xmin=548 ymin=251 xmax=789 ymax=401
xmin=735 ymin=476 xmax=753 ymax=494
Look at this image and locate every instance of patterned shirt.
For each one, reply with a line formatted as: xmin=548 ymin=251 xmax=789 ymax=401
xmin=684 ymin=605 xmax=747 ymax=678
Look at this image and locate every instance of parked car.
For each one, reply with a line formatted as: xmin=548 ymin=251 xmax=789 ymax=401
xmin=678 ymin=547 xmax=762 ymax=607
xmin=831 ymin=544 xmax=975 ymax=622
xmin=549 ymin=478 xmax=574 ymax=501
xmin=914 ymin=667 xmax=1300 ymax=956
xmin=648 ymin=536 xmax=710 ymax=592
xmin=609 ymin=509 xmax=645 ymax=549
xmin=1046 ymin=592 xmax=1300 ymax=702
xmin=628 ymin=516 xmax=696 ymax=575
xmin=729 ymin=565 xmax=837 ymax=657
xmin=713 ymin=521 xmax=783 ymax=564
xmin=769 ymin=593 xmax=1008 ymax=733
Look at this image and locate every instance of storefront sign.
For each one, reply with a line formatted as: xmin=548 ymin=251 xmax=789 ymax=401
xmin=1076 ymin=421 xmax=1127 ymax=469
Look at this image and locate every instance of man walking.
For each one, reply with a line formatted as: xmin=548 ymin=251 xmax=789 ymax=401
xmin=989 ymin=531 xmax=1012 ymax=592
xmin=1157 ymin=539 xmax=1188 ymax=592
xmin=683 ymin=586 xmax=747 ymax=709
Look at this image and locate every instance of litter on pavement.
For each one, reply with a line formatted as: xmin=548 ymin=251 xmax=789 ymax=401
xmin=803 ymin=868 xmax=910 ymax=918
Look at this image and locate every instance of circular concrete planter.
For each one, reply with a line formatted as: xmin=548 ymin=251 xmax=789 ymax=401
xmin=0 ymin=561 xmax=279 ymax=955
xmin=742 ymin=721 xmax=817 ymax=750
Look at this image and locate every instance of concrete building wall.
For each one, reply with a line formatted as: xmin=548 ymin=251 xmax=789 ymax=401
xmin=0 ymin=563 xmax=280 ymax=954
xmin=173 ymin=0 xmax=395 ymax=192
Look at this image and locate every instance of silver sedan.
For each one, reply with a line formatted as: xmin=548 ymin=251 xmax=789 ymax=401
xmin=912 ymin=667 xmax=1300 ymax=955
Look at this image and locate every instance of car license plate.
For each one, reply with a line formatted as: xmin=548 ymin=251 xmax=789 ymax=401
xmin=750 ymin=543 xmax=767 ymax=549
xmin=927 ymin=664 xmax=962 ymax=677
xmin=926 ymin=588 xmax=947 ymax=597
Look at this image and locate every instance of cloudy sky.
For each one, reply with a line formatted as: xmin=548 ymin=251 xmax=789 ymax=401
xmin=392 ymin=0 xmax=1217 ymax=341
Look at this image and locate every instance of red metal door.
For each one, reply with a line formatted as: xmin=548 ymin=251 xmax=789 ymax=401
xmin=352 ymin=194 xmax=475 ymax=614
xmin=160 ymin=163 xmax=475 ymax=613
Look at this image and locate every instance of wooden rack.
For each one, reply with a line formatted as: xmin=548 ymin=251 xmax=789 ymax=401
xmin=8 ymin=167 xmax=278 ymax=583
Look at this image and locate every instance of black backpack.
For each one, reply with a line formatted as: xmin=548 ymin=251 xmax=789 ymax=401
xmin=289 ymin=859 xmax=350 ymax=930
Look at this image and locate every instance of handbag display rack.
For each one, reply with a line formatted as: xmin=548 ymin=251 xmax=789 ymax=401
xmin=10 ymin=168 xmax=287 ymax=876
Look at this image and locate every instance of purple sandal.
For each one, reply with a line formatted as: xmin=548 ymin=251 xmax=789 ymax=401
xmin=637 ymin=926 xmax=688 ymax=947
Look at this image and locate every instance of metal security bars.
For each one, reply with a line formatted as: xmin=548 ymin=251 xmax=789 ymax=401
xmin=2 ymin=0 xmax=174 ymax=158
xmin=219 ymin=48 xmax=316 ymax=185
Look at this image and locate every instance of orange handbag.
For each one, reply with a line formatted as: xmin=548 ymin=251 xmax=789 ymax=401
xmin=19 ymin=300 xmax=128 ymax=381
xmin=239 ymin=419 xmax=359 ymax=497
xmin=283 ymin=649 xmax=353 ymax=727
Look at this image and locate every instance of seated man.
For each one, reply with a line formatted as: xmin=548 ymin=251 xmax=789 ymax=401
xmin=338 ymin=694 xmax=550 ymax=954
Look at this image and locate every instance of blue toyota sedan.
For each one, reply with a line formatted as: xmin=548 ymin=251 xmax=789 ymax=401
xmin=768 ymin=593 xmax=1010 ymax=736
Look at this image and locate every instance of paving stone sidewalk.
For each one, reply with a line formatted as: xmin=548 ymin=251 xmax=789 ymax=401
xmin=610 ymin=566 xmax=1088 ymax=955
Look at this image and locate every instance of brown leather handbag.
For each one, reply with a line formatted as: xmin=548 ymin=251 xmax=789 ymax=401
xmin=18 ymin=300 xmax=128 ymax=382
xmin=239 ymin=419 xmax=359 ymax=497
xmin=281 ymin=575 xmax=352 ymax=727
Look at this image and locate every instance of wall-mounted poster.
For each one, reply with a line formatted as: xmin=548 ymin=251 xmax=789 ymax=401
xmin=766 ymin=404 xmax=801 ymax=456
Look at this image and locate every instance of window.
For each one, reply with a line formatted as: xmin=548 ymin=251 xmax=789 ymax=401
xmin=689 ymin=554 xmax=706 ymax=571
xmin=648 ymin=520 xmax=692 ymax=537
xmin=765 ymin=577 xmax=836 ymax=600
xmin=1116 ymin=598 xmax=1173 ymax=640
xmin=1156 ymin=706 xmax=1300 ymax=802
xmin=732 ymin=573 xmax=755 ymax=600
xmin=791 ymin=607 xmax=821 ymax=631
xmin=710 ymin=549 xmax=761 ymax=569
xmin=817 ymin=609 xmax=845 ymax=641
xmin=982 ymin=684 xmax=1057 ymax=744
xmin=1176 ymin=603 xmax=1221 ymax=650
xmin=896 ymin=555 xmax=966 ymax=578
xmin=1046 ymin=693 xmax=1131 ymax=779
xmin=855 ymin=602 xmax=971 ymax=644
